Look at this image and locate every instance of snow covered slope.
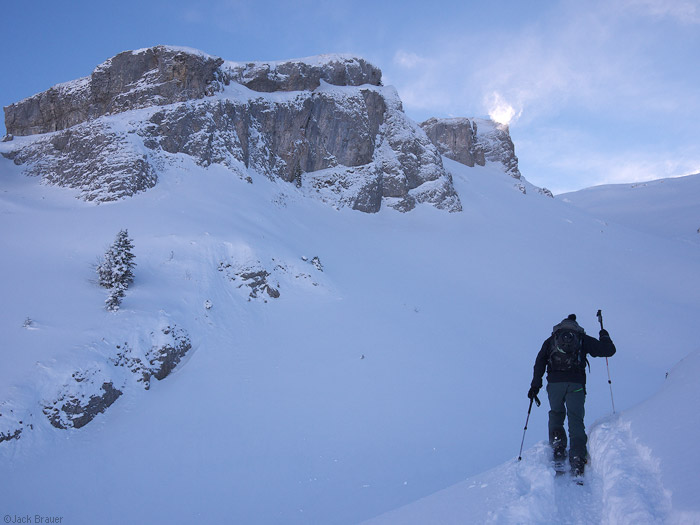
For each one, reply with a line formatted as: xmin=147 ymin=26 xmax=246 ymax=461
xmin=365 ymin=347 xmax=700 ymax=524
xmin=1 ymin=143 xmax=699 ymax=524
xmin=559 ymin=173 xmax=700 ymax=244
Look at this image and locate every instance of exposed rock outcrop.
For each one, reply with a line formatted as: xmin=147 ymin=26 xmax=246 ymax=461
xmin=5 ymin=46 xmax=225 ymax=137
xmin=218 ymin=261 xmax=281 ymax=300
xmin=475 ymin=119 xmax=522 ymax=180
xmin=37 ymin=324 xmax=191 ymax=433
xmin=420 ymin=117 xmax=521 ymax=179
xmin=0 ymin=406 xmax=25 ymax=443
xmin=218 ymin=255 xmax=326 ymax=301
xmin=112 ymin=325 xmax=192 ymax=390
xmin=420 ymin=117 xmax=555 ymax=197
xmin=140 ymin=87 xmax=387 ymax=184
xmin=2 ymin=46 xmax=461 ymax=213
xmin=42 ymin=369 xmax=123 ymax=429
xmin=420 ymin=117 xmax=485 ymax=168
xmin=224 ymin=55 xmax=382 ymax=93
xmin=0 ymin=427 xmax=22 ymax=443
xmin=3 ymin=119 xmax=157 ymax=201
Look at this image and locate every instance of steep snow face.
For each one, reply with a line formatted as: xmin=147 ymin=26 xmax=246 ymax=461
xmin=1 ymin=151 xmax=699 ymax=523
xmin=1 ymin=46 xmax=459 ymax=213
xmin=560 ymin=173 xmax=700 ymax=244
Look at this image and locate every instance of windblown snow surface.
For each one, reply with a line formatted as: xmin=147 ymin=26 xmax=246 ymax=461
xmin=1 ymin=136 xmax=699 ymax=525
xmin=559 ymin=173 xmax=700 ymax=245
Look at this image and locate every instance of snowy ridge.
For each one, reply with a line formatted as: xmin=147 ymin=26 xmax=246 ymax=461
xmin=560 ymin=173 xmax=700 ymax=244
xmin=129 ymin=44 xmax=219 ymax=60
xmin=223 ymin=52 xmax=374 ymax=70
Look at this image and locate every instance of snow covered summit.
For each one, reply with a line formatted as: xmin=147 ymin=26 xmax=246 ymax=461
xmin=2 ymin=45 xmax=464 ymax=212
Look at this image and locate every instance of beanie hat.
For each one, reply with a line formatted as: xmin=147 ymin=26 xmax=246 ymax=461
xmin=553 ymin=313 xmax=585 ymax=335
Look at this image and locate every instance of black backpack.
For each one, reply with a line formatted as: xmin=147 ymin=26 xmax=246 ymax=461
xmin=548 ymin=317 xmax=586 ymax=372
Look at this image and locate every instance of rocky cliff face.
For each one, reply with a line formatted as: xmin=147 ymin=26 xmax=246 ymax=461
xmin=420 ymin=117 xmax=521 ymax=179
xmin=420 ymin=117 xmax=485 ymax=168
xmin=4 ymin=46 xmax=226 ymax=137
xmin=420 ymin=117 xmax=554 ymax=197
xmin=2 ymin=46 xmax=460 ymax=213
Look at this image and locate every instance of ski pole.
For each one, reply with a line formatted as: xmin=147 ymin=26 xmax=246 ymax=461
xmin=518 ymin=394 xmax=540 ymax=461
xmin=597 ymin=309 xmax=616 ymax=414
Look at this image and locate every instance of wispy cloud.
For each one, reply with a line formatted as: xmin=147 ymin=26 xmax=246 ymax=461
xmin=382 ymin=0 xmax=700 ymax=190
xmin=387 ymin=0 xmax=697 ymax=123
xmin=517 ymin=126 xmax=700 ymax=193
xmin=393 ymin=50 xmax=429 ymax=69
xmin=621 ymin=0 xmax=700 ymax=24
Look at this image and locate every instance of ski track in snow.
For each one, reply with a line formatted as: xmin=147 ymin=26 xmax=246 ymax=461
xmin=591 ymin=418 xmax=672 ymax=524
xmin=370 ymin=415 xmax=678 ymax=525
xmin=488 ymin=443 xmax=604 ymax=525
xmin=491 ymin=416 xmax=672 ymax=525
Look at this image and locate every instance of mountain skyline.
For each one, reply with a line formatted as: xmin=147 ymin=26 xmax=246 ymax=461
xmin=2 ymin=0 xmax=699 ymax=193
xmin=1 ymin=34 xmax=699 ymax=525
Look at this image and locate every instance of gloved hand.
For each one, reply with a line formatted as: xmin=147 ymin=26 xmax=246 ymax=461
xmin=528 ymin=386 xmax=539 ymax=400
xmin=599 ymin=328 xmax=610 ymax=338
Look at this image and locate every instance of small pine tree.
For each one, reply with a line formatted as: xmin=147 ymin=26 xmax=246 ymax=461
xmin=105 ymin=282 xmax=126 ymax=312
xmin=96 ymin=250 xmax=114 ymax=288
xmin=97 ymin=229 xmax=136 ymax=311
xmin=110 ymin=229 xmax=136 ymax=287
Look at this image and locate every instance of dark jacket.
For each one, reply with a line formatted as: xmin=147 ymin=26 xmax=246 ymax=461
xmin=531 ymin=331 xmax=616 ymax=389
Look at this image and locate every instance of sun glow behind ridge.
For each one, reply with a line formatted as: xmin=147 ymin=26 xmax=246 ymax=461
xmin=487 ymin=92 xmax=519 ymax=125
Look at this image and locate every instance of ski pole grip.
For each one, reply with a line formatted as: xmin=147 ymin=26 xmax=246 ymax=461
xmin=596 ymin=309 xmax=604 ymax=330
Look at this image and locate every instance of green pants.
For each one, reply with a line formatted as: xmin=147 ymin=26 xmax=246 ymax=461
xmin=547 ymin=382 xmax=587 ymax=462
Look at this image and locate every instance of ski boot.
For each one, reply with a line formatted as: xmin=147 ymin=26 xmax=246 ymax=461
xmin=552 ymin=437 xmax=567 ymax=475
xmin=570 ymin=455 xmax=586 ymax=485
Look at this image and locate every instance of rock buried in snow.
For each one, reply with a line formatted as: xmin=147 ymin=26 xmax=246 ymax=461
xmin=311 ymin=256 xmax=323 ymax=271
xmin=112 ymin=325 xmax=192 ymax=389
xmin=0 ymin=427 xmax=22 ymax=443
xmin=218 ymin=261 xmax=281 ymax=300
xmin=0 ymin=407 xmax=25 ymax=444
xmin=42 ymin=369 xmax=123 ymax=429
xmin=148 ymin=326 xmax=192 ymax=381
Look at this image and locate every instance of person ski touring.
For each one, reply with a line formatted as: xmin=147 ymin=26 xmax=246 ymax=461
xmin=528 ymin=314 xmax=616 ymax=477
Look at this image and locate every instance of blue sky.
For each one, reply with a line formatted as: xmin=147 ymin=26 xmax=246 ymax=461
xmin=2 ymin=0 xmax=698 ymax=193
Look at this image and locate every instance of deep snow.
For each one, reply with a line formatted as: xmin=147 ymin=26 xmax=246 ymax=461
xmin=559 ymin=173 xmax=700 ymax=245
xmin=366 ymin=348 xmax=700 ymax=524
xmin=1 ymin=143 xmax=699 ymax=524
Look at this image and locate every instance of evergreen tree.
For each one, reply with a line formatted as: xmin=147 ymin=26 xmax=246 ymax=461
xmin=97 ymin=229 xmax=136 ymax=310
xmin=110 ymin=229 xmax=136 ymax=287
xmin=96 ymin=249 xmax=115 ymax=288
xmin=105 ymin=282 xmax=126 ymax=312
